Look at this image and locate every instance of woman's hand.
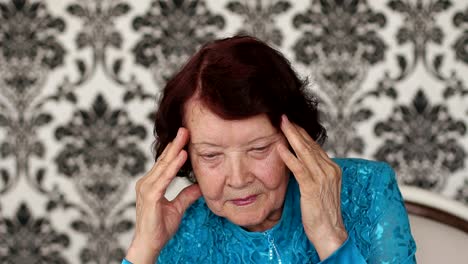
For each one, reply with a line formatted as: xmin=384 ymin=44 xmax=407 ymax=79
xmin=125 ymin=128 xmax=202 ymax=264
xmin=277 ymin=115 xmax=348 ymax=260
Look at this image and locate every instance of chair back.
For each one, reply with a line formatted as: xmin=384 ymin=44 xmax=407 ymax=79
xmin=401 ymin=186 xmax=468 ymax=264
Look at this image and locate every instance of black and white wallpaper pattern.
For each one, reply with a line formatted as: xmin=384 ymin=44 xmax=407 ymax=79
xmin=0 ymin=0 xmax=467 ymax=262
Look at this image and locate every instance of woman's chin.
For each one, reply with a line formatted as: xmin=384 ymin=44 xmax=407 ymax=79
xmin=225 ymin=211 xmax=278 ymax=232
xmin=230 ymin=216 xmax=263 ymax=229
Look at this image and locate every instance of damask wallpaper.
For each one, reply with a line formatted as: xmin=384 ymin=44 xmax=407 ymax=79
xmin=0 ymin=0 xmax=467 ymax=263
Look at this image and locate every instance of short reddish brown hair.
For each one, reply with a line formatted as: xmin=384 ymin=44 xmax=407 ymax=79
xmin=154 ymin=35 xmax=326 ymax=177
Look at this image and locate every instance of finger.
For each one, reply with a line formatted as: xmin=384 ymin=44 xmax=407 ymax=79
xmin=163 ymin=128 xmax=189 ymax=162
xmin=152 ymin=150 xmax=188 ymax=196
xmin=280 ymin=115 xmax=306 ymax=154
xmin=280 ymin=115 xmax=333 ymax=186
xmin=293 ymin=123 xmax=313 ymax=143
xmin=318 ymin=156 xmax=342 ymax=180
xmin=277 ymin=143 xmax=312 ymax=184
xmin=289 ymin=120 xmax=323 ymax=152
xmin=289 ymin=124 xmax=336 ymax=181
xmin=152 ymin=128 xmax=189 ymax=178
xmin=157 ymin=142 xmax=172 ymax=163
xmin=292 ymin=123 xmax=331 ymax=161
xmin=280 ymin=115 xmax=320 ymax=164
xmin=172 ymin=184 xmax=202 ymax=215
xmin=138 ymin=142 xmax=173 ymax=186
xmin=146 ymin=144 xmax=171 ymax=175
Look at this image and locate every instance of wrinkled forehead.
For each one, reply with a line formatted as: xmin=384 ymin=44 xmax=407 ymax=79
xmin=183 ymin=99 xmax=278 ymax=146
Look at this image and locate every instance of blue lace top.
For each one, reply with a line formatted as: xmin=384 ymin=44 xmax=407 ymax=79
xmin=123 ymin=158 xmax=417 ymax=263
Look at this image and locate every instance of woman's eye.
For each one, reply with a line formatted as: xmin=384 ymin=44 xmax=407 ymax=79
xmin=251 ymin=145 xmax=269 ymax=152
xmin=201 ymin=153 xmax=221 ymax=160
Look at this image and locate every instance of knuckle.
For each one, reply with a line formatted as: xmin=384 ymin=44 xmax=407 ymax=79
xmin=335 ymin=165 xmax=342 ymax=175
xmin=308 ymin=142 xmax=317 ymax=151
xmin=156 ymin=154 xmax=164 ymax=163
xmin=330 ymin=162 xmax=341 ymax=176
xmin=157 ymin=158 xmax=169 ymax=167
xmin=136 ymin=179 xmax=152 ymax=195
xmin=297 ymin=143 xmax=312 ymax=154
xmin=295 ymin=164 xmax=307 ymax=176
xmin=135 ymin=179 xmax=143 ymax=192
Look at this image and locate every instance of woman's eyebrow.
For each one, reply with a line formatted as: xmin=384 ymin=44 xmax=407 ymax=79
xmin=190 ymin=133 xmax=279 ymax=147
xmin=189 ymin=142 xmax=221 ymax=147
xmin=246 ymin=133 xmax=279 ymax=144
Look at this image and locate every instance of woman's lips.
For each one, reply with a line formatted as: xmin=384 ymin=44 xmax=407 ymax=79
xmin=231 ymin=195 xmax=257 ymax=206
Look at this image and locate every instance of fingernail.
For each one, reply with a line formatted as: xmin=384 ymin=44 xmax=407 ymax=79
xmin=282 ymin=115 xmax=288 ymax=123
xmin=177 ymin=128 xmax=182 ymax=137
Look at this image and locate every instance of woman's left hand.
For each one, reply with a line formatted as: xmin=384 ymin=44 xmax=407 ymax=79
xmin=277 ymin=115 xmax=348 ymax=260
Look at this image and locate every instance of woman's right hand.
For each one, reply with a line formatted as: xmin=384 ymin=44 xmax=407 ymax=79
xmin=125 ymin=127 xmax=202 ymax=264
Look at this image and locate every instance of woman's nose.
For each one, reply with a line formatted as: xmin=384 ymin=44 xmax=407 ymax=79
xmin=226 ymin=155 xmax=253 ymax=188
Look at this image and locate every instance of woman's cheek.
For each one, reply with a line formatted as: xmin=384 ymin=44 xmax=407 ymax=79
xmin=253 ymin=151 xmax=287 ymax=189
xmin=192 ymin=158 xmax=225 ymax=199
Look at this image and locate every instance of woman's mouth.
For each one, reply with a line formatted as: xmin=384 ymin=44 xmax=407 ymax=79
xmin=231 ymin=195 xmax=257 ymax=206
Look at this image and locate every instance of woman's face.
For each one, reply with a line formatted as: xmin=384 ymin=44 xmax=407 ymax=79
xmin=184 ymin=100 xmax=289 ymax=232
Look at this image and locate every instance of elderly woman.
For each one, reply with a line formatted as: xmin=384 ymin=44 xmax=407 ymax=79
xmin=123 ymin=36 xmax=416 ymax=263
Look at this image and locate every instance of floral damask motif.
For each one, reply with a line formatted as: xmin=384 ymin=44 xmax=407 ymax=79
xmin=0 ymin=0 xmax=65 ymax=194
xmin=388 ymin=0 xmax=451 ymax=53
xmin=292 ymin=0 xmax=387 ymax=156
xmin=384 ymin=0 xmax=468 ymax=105
xmin=65 ymin=0 xmax=134 ymax=85
xmin=54 ymin=94 xmax=145 ymax=263
xmin=64 ymin=0 xmax=156 ymax=129
xmin=0 ymin=110 xmax=52 ymax=193
xmin=320 ymin=105 xmax=372 ymax=156
xmin=71 ymin=213 xmax=133 ymax=264
xmin=55 ymin=94 xmax=147 ymax=216
xmin=0 ymin=203 xmax=70 ymax=263
xmin=386 ymin=0 xmax=455 ymax=80
xmin=226 ymin=0 xmax=291 ymax=46
xmin=374 ymin=89 xmax=466 ymax=190
xmin=453 ymin=6 xmax=468 ymax=64
xmin=0 ymin=0 xmax=65 ymax=110
xmin=132 ymin=0 xmax=225 ymax=88
xmin=67 ymin=1 xmax=130 ymax=54
xmin=452 ymin=4 xmax=468 ymax=108
xmin=293 ymin=0 xmax=386 ymax=66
